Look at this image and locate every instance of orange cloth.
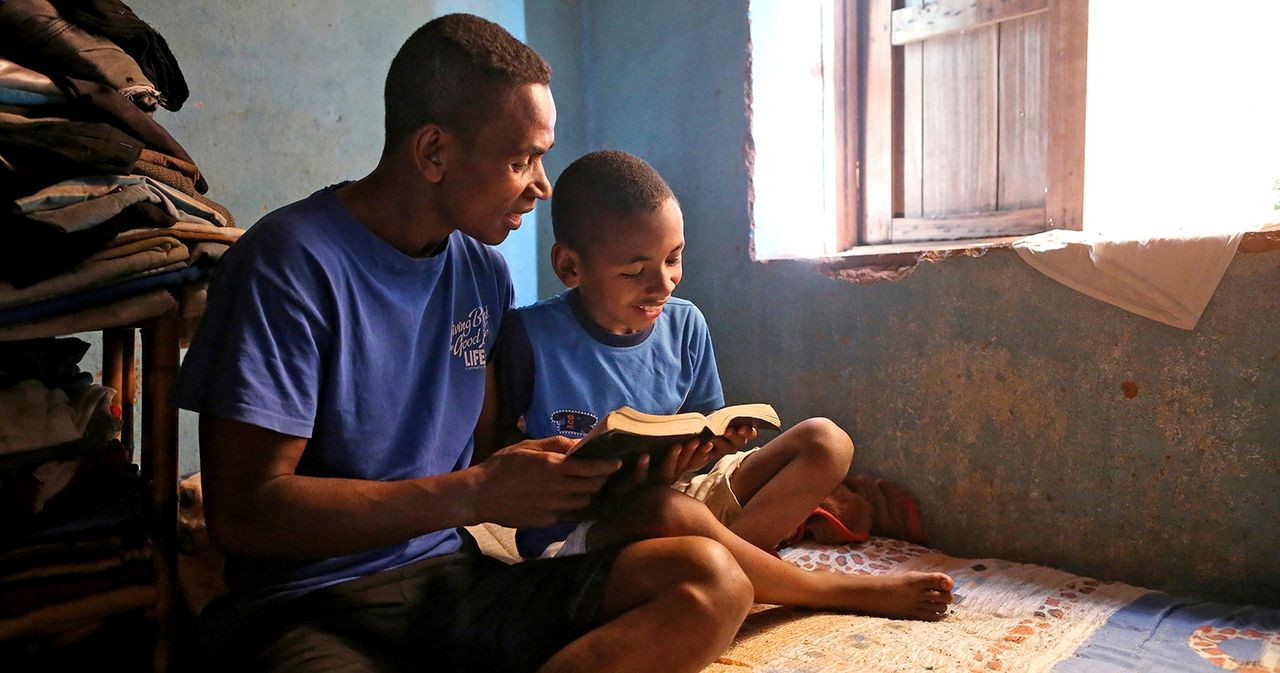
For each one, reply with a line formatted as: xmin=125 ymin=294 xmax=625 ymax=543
xmin=782 ymin=473 xmax=928 ymax=547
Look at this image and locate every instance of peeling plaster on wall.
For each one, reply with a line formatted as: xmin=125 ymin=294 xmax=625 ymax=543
xmin=823 ymin=262 xmax=919 ymax=284
xmin=814 ymin=224 xmax=1277 ymax=288
xmin=815 ymin=244 xmax=996 ymax=285
xmin=1238 ymin=223 xmax=1280 ymax=253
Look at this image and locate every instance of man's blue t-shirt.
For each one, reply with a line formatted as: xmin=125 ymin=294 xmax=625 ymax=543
xmin=497 ymin=289 xmax=724 ymax=557
xmin=175 ymin=185 xmax=512 ymax=602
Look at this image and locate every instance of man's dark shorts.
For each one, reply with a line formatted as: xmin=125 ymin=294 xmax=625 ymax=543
xmin=199 ymin=530 xmax=622 ymax=673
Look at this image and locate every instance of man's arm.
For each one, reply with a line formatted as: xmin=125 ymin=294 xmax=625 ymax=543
xmin=200 ymin=415 xmax=622 ymax=560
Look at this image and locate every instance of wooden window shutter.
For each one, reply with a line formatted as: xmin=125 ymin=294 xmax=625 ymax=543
xmin=858 ymin=0 xmax=1087 ymax=245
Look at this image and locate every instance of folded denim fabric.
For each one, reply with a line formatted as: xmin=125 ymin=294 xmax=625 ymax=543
xmin=0 ymin=57 xmax=61 ymax=97
xmin=0 ymin=262 xmax=209 ymax=327
xmin=0 ymin=85 xmax=64 ymax=106
xmin=15 ymin=174 xmax=227 ymax=231
xmin=0 ymin=289 xmax=175 ymax=342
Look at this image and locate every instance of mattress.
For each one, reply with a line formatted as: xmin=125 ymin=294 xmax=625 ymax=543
xmin=711 ymin=538 xmax=1280 ymax=672
xmin=465 ymin=525 xmax=1280 ymax=672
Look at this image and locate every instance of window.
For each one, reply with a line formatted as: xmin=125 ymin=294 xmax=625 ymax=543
xmin=749 ymin=0 xmax=1088 ymax=259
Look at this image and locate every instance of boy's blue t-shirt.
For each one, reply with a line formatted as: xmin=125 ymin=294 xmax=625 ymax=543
xmin=174 ymin=185 xmax=512 ymax=602
xmin=497 ymin=289 xmax=724 ymax=557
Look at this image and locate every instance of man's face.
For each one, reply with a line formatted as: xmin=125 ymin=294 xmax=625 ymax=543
xmin=440 ymin=84 xmax=555 ymax=246
xmin=574 ymin=198 xmax=685 ymax=335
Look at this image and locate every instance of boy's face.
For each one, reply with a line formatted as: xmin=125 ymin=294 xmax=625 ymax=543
xmin=438 ymin=84 xmax=555 ymax=246
xmin=568 ymin=198 xmax=685 ymax=335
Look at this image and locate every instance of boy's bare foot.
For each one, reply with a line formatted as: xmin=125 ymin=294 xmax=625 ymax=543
xmin=827 ymin=571 xmax=955 ymax=621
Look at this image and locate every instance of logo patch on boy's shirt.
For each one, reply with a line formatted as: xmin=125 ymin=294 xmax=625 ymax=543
xmin=450 ymin=305 xmax=491 ymax=370
xmin=551 ymin=409 xmax=597 ymax=437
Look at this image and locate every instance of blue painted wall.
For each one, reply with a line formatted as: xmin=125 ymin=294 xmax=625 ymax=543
xmin=525 ymin=0 xmax=1280 ymax=606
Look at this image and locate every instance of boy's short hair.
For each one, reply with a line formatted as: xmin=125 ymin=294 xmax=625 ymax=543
xmin=384 ymin=13 xmax=551 ymax=151
xmin=552 ymin=150 xmax=677 ymax=252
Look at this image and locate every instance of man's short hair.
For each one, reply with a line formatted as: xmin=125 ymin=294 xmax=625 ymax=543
xmin=384 ymin=13 xmax=550 ymax=150
xmin=552 ymin=150 xmax=677 ymax=252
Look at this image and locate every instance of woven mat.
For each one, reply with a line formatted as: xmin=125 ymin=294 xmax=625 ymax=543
xmin=464 ymin=524 xmax=1149 ymax=672
xmin=707 ymin=539 xmax=1148 ymax=672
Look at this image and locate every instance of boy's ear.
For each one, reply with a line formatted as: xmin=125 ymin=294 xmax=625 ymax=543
xmin=551 ymin=242 xmax=581 ymax=288
xmin=411 ymin=125 xmax=448 ymax=183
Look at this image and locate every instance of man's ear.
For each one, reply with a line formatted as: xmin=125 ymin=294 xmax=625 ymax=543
xmin=551 ymin=242 xmax=582 ymax=288
xmin=411 ymin=125 xmax=448 ymax=182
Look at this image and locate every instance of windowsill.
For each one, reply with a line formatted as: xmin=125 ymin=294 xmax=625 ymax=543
xmin=759 ymin=224 xmax=1280 ymax=285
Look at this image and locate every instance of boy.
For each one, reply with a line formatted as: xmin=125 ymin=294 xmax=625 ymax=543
xmin=492 ymin=150 xmax=954 ymax=621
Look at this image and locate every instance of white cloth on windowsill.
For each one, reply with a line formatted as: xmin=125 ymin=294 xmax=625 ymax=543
xmin=1012 ymin=228 xmax=1250 ymax=330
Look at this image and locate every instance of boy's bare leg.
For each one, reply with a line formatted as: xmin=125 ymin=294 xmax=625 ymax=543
xmin=539 ymin=536 xmax=753 ymax=673
xmin=586 ymin=487 xmax=953 ymax=621
xmin=728 ymin=417 xmax=854 ymax=550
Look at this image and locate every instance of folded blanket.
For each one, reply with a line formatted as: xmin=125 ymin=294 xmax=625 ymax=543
xmin=0 ymin=289 xmax=175 ymax=342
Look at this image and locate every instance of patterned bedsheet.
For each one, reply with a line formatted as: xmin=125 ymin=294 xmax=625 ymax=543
xmin=702 ymin=538 xmax=1280 ymax=673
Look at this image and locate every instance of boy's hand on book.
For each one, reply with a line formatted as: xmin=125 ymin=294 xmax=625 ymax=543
xmin=696 ymin=426 xmax=757 ymax=475
xmin=591 ymin=438 xmax=712 ymax=511
xmin=649 ymin=438 xmax=715 ymax=484
xmin=713 ymin=425 xmax=757 ymax=456
xmin=470 ymin=436 xmax=622 ymax=528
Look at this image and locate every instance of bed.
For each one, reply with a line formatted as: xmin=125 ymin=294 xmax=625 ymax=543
xmin=173 ymin=474 xmax=1279 ymax=673
xmin=467 ymin=524 xmax=1280 ymax=673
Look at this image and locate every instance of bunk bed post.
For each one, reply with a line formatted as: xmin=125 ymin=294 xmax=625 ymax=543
xmin=141 ymin=309 xmax=181 ymax=672
xmin=101 ymin=329 xmax=125 ymax=433
xmin=121 ymin=328 xmax=137 ymax=451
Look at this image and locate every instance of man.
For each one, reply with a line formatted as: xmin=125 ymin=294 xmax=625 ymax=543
xmin=175 ymin=13 xmax=751 ymax=673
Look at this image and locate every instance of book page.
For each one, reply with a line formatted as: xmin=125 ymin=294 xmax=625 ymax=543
xmin=706 ymin=403 xmax=780 ymax=434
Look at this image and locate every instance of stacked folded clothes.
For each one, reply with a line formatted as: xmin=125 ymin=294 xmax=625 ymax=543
xmin=0 ymin=337 xmax=153 ymax=662
xmin=0 ymin=0 xmax=241 ymax=341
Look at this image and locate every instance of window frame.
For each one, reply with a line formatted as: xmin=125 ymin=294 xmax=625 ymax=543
xmin=826 ymin=0 xmax=1088 ymax=262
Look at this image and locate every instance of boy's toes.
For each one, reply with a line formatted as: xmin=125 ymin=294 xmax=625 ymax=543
xmin=924 ymin=587 xmax=955 ymax=603
xmin=915 ymin=604 xmax=948 ymax=621
xmin=923 ymin=572 xmax=955 ymax=593
xmin=914 ymin=573 xmax=954 ymax=603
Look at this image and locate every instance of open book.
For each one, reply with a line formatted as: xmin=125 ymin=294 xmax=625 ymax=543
xmin=569 ymin=403 xmax=781 ymax=461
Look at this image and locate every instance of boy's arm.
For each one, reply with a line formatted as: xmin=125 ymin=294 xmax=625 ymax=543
xmin=476 ymin=309 xmax=536 ymax=462
xmin=472 ymin=363 xmax=504 ymax=462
